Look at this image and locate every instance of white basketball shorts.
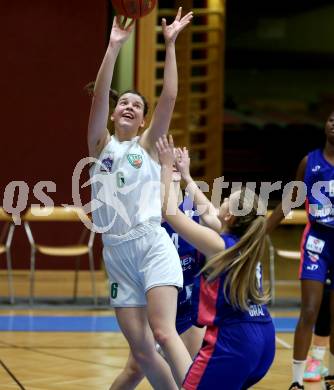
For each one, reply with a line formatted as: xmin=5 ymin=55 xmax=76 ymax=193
xmin=102 ymin=222 xmax=183 ymax=307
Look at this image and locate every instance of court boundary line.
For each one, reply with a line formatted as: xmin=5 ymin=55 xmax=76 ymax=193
xmin=0 ymin=359 xmax=26 ymax=390
xmin=276 ymin=336 xmax=292 ymax=349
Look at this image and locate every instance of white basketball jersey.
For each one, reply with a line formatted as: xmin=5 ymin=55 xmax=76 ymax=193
xmin=89 ymin=135 xmax=161 ymax=235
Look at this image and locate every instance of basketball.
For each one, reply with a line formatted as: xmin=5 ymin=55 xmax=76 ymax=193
xmin=111 ymin=0 xmax=157 ymax=19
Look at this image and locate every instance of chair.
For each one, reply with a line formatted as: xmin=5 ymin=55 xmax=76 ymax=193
xmin=0 ymin=208 xmax=15 ymax=304
xmin=267 ymin=210 xmax=308 ymax=304
xmin=23 ymin=206 xmax=96 ymax=305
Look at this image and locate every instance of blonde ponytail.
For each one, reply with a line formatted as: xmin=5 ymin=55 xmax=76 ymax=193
xmin=202 ymin=191 xmax=270 ymax=311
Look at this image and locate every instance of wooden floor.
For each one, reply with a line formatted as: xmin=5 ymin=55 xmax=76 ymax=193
xmin=0 ymin=271 xmax=326 ymax=389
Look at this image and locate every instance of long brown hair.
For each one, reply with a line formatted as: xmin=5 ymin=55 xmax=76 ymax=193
xmin=84 ymin=81 xmax=119 ymax=106
xmin=202 ymin=188 xmax=269 ymax=311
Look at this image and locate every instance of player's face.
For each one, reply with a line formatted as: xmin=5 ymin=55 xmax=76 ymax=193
xmin=325 ymin=112 xmax=334 ymax=143
xmin=111 ymin=93 xmax=145 ymax=132
xmin=218 ymin=191 xmax=242 ymax=227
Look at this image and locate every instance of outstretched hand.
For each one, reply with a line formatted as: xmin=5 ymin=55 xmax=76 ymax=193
xmin=175 ymin=147 xmax=191 ymax=180
xmin=109 ymin=16 xmax=135 ymax=46
xmin=156 ymin=135 xmax=175 ymax=167
xmin=162 ymin=7 xmax=193 ymax=45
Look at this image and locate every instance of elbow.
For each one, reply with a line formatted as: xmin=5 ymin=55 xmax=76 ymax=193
xmin=161 ymin=90 xmax=177 ymax=103
xmin=168 ymin=92 xmax=177 ymax=101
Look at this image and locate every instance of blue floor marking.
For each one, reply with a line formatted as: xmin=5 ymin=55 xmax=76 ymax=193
xmin=0 ymin=316 xmax=120 ymax=332
xmin=272 ymin=317 xmax=298 ymax=333
xmin=0 ymin=315 xmax=298 ymax=332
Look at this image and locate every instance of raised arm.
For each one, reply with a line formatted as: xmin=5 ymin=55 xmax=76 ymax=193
xmin=175 ymin=147 xmax=222 ymax=233
xmin=266 ymin=155 xmax=307 ymax=233
xmin=87 ymin=17 xmax=135 ymax=158
xmin=140 ymin=8 xmax=193 ymax=158
xmin=157 ymin=136 xmax=224 ymax=258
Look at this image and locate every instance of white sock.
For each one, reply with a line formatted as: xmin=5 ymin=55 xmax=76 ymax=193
xmin=292 ymin=359 xmax=306 ymax=385
xmin=329 ymin=352 xmax=334 ymax=376
xmin=311 ymin=346 xmax=326 ymax=361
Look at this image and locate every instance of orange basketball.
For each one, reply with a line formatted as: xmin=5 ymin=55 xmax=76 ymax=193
xmin=111 ymin=0 xmax=157 ymax=19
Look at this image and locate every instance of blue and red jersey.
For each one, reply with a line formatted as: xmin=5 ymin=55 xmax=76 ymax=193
xmin=192 ymin=232 xmax=271 ymax=327
xmin=305 ymin=148 xmax=334 ymax=228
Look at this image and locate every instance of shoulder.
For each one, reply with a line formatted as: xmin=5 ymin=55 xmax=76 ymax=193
xmin=139 ymin=130 xmax=160 ymax=162
xmin=295 ymin=155 xmax=308 ymax=181
xmin=307 ymin=149 xmax=320 ymax=159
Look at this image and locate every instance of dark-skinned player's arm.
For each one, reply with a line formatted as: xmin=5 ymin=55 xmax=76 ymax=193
xmin=266 ymin=156 xmax=307 ymax=234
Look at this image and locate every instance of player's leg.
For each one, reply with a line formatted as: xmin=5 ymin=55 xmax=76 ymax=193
xmin=146 ymin=286 xmax=192 ymax=388
xmin=110 ymin=314 xmax=204 ymax=388
xmin=304 ymin=285 xmax=330 ymax=382
xmin=104 ymin=230 xmax=177 ymax=389
xmin=180 ymin=325 xmax=205 ymax=359
xmin=111 ymin=307 xmax=204 ymax=389
xmin=140 ymin=226 xmax=192 ymax=387
xmin=323 ymin=289 xmax=334 ymax=389
xmin=290 ymin=280 xmax=323 ymax=389
xmin=115 ymin=306 xmax=177 ymax=390
xmin=294 ymin=280 xmax=324 ymax=359
xmin=109 ymin=351 xmax=144 ymax=390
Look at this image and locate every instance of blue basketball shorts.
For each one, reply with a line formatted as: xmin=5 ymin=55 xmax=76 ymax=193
xmin=299 ymin=223 xmax=334 ymax=287
xmin=183 ymin=321 xmax=275 ymax=390
xmin=176 ymin=313 xmax=193 ymax=335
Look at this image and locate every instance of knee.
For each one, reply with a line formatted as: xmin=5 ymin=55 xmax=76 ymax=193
xmin=299 ymin=306 xmax=318 ymax=327
xmin=132 ymin=348 xmax=153 ymax=368
xmin=151 ymin=325 xmax=175 ymax=348
xmin=125 ymin=363 xmax=143 ymax=383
